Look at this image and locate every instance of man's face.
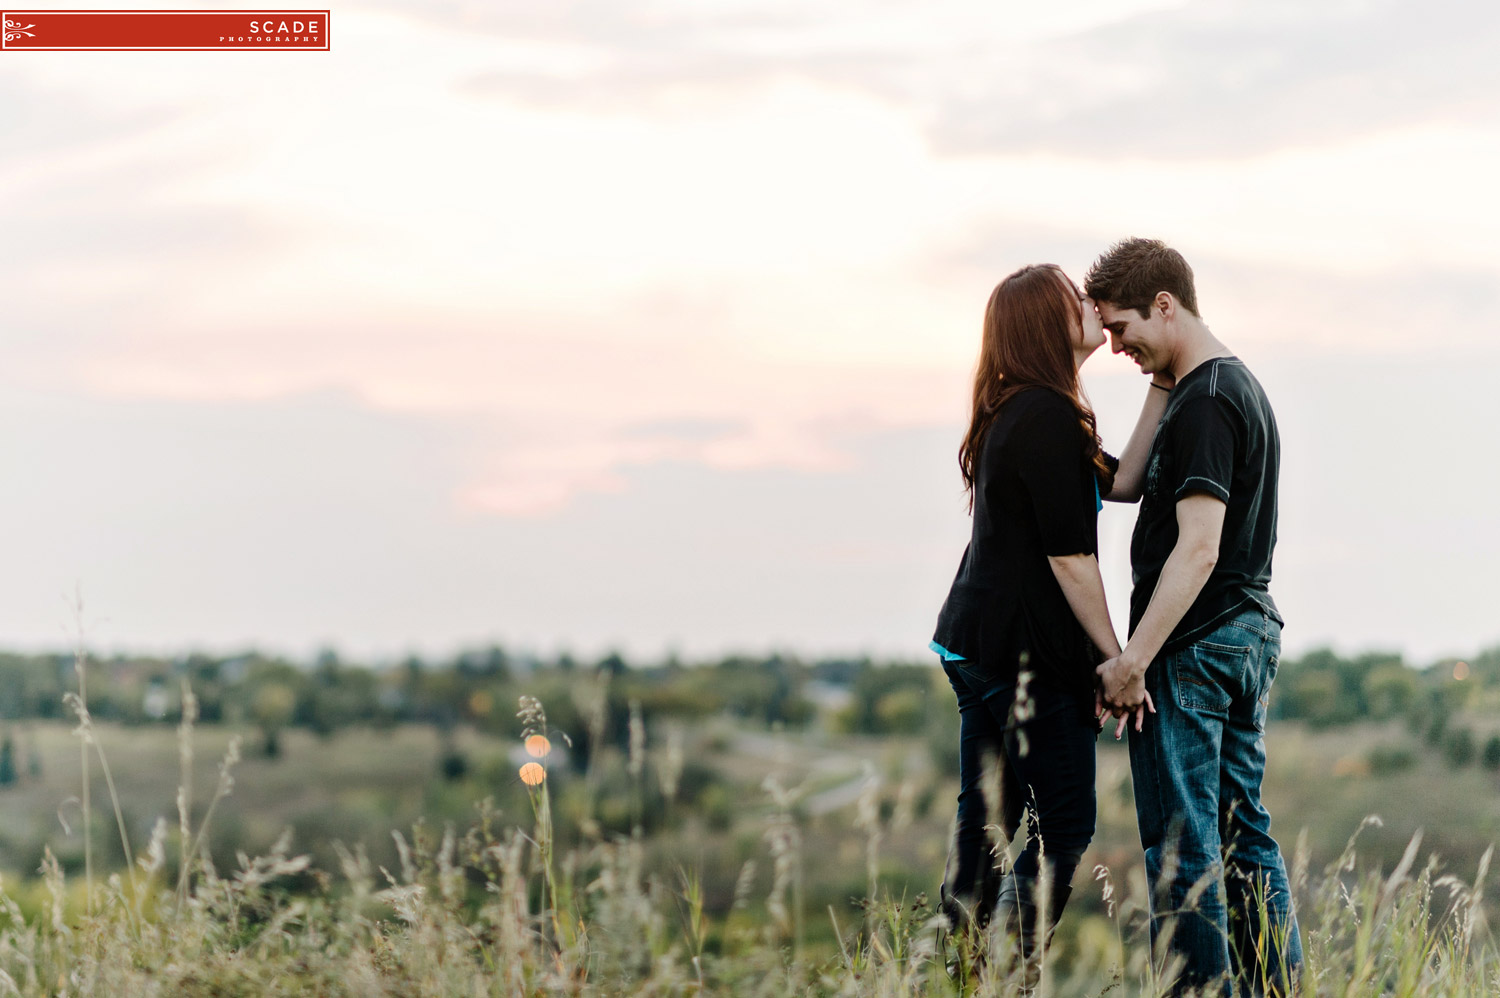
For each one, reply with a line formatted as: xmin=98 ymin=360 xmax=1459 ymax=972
xmin=1098 ymin=300 xmax=1168 ymax=374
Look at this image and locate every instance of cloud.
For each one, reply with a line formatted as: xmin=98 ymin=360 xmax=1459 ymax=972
xmin=3 ymin=200 xmax=300 ymax=272
xmin=0 ymin=385 xmax=468 ymax=654
xmin=0 ymin=70 xmax=180 ymax=161
xmin=1194 ymin=255 xmax=1500 ymax=355
xmin=922 ymin=0 xmax=1500 ymax=159
xmin=7 ymin=362 xmax=1491 ymax=664
xmin=424 ymin=0 xmax=1500 ymax=161
xmin=0 ymin=380 xmax=969 ymax=660
xmin=621 ymin=417 xmax=747 ymax=443
xmin=927 ymin=219 xmax=1500 ymax=356
xmin=60 ymin=289 xmax=967 ymax=516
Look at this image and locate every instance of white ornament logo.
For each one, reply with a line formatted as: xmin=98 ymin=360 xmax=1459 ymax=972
xmin=3 ymin=19 xmax=38 ymax=41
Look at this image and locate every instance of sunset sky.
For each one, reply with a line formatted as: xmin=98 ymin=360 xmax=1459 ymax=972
xmin=1 ymin=0 xmax=1496 ymax=664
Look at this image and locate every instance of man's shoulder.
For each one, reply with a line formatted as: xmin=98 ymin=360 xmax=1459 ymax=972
xmin=1172 ymin=358 xmax=1268 ymax=416
xmin=1204 ymin=356 xmax=1272 ymax=403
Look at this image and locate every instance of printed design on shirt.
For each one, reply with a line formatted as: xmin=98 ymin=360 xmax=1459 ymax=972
xmin=1145 ymin=450 xmax=1163 ymax=499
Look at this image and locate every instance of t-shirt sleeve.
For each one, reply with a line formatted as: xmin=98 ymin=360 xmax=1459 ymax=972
xmin=1169 ymin=395 xmax=1237 ymax=504
xmin=1014 ymin=396 xmax=1097 ymax=556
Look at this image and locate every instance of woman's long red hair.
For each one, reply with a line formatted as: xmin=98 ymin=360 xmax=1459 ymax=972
xmin=959 ymin=264 xmax=1114 ymax=508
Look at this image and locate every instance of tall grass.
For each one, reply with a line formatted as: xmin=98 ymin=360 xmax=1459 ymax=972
xmin=0 ymin=683 xmax=1495 ymax=996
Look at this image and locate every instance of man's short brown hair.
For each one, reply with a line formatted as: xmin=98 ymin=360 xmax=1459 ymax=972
xmin=1083 ymin=238 xmax=1199 ymax=318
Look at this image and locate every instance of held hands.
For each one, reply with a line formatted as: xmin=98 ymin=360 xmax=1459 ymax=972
xmin=1094 ymin=652 xmax=1156 ymax=740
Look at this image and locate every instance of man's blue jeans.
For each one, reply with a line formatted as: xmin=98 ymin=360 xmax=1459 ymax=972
xmin=1127 ymin=607 xmax=1303 ymax=996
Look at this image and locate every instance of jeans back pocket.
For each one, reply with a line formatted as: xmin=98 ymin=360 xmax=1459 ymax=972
xmin=1174 ymin=639 xmax=1250 ymax=717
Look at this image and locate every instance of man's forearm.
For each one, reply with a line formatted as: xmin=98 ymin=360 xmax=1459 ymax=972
xmin=1106 ymin=382 xmax=1170 ymax=502
xmin=1047 ymin=553 xmax=1123 ymax=660
xmin=1119 ymin=540 xmax=1217 ymax=675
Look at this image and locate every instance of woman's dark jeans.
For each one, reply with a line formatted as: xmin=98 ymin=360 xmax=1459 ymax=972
xmin=939 ymin=659 xmax=1096 ymax=928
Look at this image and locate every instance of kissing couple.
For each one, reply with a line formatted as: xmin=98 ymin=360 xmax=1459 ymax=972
xmin=931 ymin=238 xmax=1301 ymax=996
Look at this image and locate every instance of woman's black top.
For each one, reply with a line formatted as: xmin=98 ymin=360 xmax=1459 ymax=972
xmin=932 ymin=386 xmax=1115 ymax=697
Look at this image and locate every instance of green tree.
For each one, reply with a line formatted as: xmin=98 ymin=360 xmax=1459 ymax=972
xmin=1366 ymin=745 xmax=1417 ymax=775
xmin=873 ymin=689 xmax=927 ymax=734
xmin=0 ymin=734 xmax=14 ymax=786
xmin=841 ymin=663 xmax=932 ymax=734
xmin=1363 ymin=663 xmax=1418 ymax=719
xmin=1482 ymin=735 xmax=1500 ymax=771
xmin=1443 ymin=726 xmax=1476 ymax=768
xmin=1284 ymin=671 xmax=1339 ymax=725
xmin=251 ymin=682 xmax=296 ymax=758
xmin=1424 ymin=692 xmax=1452 ymax=747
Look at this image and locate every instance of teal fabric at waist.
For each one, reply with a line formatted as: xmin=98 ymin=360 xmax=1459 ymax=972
xmin=929 ymin=639 xmax=965 ymax=662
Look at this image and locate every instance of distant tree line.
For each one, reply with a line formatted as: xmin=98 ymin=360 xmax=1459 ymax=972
xmin=1272 ymin=644 xmax=1500 ymax=773
xmin=1271 ymin=646 xmax=1500 ymax=725
xmin=4 ymin=641 xmax=1498 ymax=769
xmin=0 ymin=646 xmax=931 ymax=758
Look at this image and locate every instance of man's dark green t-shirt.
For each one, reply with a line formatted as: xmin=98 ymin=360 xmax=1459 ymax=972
xmin=1129 ymin=356 xmax=1283 ymax=652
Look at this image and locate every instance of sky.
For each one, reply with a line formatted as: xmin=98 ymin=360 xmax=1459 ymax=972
xmin=1 ymin=0 xmax=1497 ymax=665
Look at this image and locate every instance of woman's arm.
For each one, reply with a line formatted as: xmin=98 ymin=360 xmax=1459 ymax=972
xmin=1015 ymin=396 xmax=1125 ymax=658
xmin=1105 ymin=377 xmax=1173 ymax=502
xmin=1049 ymin=552 xmax=1154 ymax=736
xmin=1046 ymin=553 xmax=1121 ymax=660
xmin=1016 ymin=396 xmax=1153 ymax=733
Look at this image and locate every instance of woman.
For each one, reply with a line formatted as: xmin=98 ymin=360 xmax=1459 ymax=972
xmin=931 ymin=264 xmax=1162 ymax=968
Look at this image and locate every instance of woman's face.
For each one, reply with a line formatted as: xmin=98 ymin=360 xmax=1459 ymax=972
xmin=1059 ymin=271 xmax=1106 ymax=359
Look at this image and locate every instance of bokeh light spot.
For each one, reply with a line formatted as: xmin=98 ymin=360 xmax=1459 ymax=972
xmin=525 ymin=734 xmax=552 ymax=758
xmin=519 ymin=762 xmax=546 ymax=786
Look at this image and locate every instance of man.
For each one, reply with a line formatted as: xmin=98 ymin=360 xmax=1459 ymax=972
xmin=1088 ymin=238 xmax=1302 ymax=997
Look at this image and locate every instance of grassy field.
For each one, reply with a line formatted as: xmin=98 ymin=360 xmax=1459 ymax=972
xmin=7 ymin=713 xmax=1498 ymax=901
xmin=0 ymin=697 xmax=1498 ymax=994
